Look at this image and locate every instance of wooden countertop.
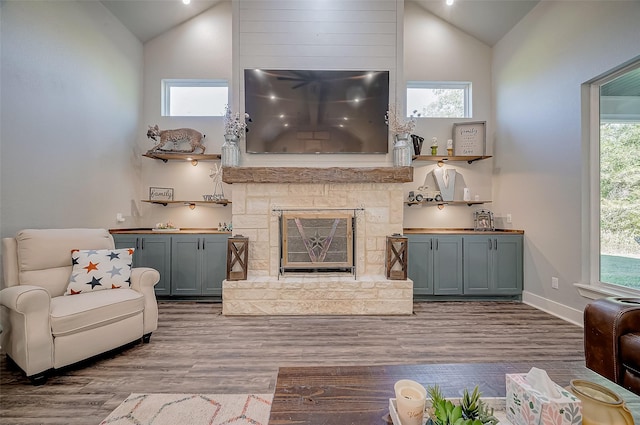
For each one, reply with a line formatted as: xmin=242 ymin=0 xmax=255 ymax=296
xmin=403 ymin=228 xmax=524 ymax=235
xmin=109 ymin=228 xmax=230 ymax=235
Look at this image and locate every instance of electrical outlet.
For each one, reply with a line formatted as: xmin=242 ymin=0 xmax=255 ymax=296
xmin=506 ymin=213 xmax=512 ymax=224
xmin=551 ymin=277 xmax=559 ymax=289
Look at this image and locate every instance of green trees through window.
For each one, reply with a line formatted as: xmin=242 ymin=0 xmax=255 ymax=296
xmin=600 ymin=122 xmax=640 ymax=288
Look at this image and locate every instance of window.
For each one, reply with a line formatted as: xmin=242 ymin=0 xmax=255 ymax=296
xmin=162 ymin=79 xmax=228 ymax=117
xmin=590 ymin=61 xmax=640 ymax=292
xmin=406 ymin=81 xmax=471 ymax=118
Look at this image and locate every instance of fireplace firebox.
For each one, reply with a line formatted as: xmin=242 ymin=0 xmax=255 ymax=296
xmin=278 ymin=210 xmax=358 ymax=276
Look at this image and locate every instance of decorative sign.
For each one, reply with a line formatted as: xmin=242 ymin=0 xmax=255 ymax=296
xmin=474 ymin=209 xmax=495 ymax=231
xmin=149 ymin=187 xmax=174 ymax=201
xmin=453 ymin=121 xmax=486 ymax=156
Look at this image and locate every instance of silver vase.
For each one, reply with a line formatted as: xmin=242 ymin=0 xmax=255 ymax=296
xmin=393 ymin=133 xmax=412 ymax=167
xmin=221 ymin=134 xmax=240 ymax=167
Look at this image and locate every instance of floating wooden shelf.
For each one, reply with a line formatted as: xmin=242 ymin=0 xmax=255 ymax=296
xmin=143 ymin=152 xmax=221 ymax=165
xmin=406 ymin=200 xmax=492 ymax=208
xmin=142 ymin=199 xmax=231 ymax=207
xmin=412 ymin=155 xmax=492 ymax=165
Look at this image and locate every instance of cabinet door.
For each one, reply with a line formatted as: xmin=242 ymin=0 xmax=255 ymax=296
xmin=171 ymin=235 xmax=202 ymax=296
xmin=113 ymin=234 xmax=171 ymax=296
xmin=201 ymin=235 xmax=227 ymax=296
xmin=113 ymin=235 xmax=139 ymax=266
xmin=433 ymin=236 xmax=463 ymax=295
xmin=408 ymin=235 xmax=433 ymax=295
xmin=138 ymin=235 xmax=171 ymax=296
xmin=463 ymin=236 xmax=493 ymax=295
xmin=492 ymin=235 xmax=523 ymax=295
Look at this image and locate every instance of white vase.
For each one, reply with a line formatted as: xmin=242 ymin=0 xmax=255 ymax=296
xmin=221 ymin=134 xmax=240 ymax=167
xmin=393 ymin=133 xmax=412 ymax=167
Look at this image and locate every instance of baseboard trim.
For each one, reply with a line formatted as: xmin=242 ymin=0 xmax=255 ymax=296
xmin=522 ymin=291 xmax=584 ymax=327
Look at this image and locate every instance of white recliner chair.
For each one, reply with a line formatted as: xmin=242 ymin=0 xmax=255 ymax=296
xmin=1 ymin=228 xmax=159 ymax=384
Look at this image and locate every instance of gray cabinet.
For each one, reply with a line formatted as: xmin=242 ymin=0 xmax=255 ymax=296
xmin=408 ymin=235 xmax=463 ymax=296
xmin=408 ymin=232 xmax=523 ymax=299
xmin=171 ymin=234 xmax=227 ymax=297
xmin=112 ymin=232 xmax=227 ymax=298
xmin=113 ymin=233 xmax=171 ymax=295
xmin=463 ymin=234 xmax=523 ymax=296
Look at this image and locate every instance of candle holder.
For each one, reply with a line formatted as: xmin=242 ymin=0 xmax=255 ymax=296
xmin=394 ymin=379 xmax=427 ymax=425
xmin=386 ymin=235 xmax=408 ymax=280
xmin=447 ymin=148 xmax=453 ymax=156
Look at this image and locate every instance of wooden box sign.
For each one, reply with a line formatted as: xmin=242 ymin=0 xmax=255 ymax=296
xmin=452 ymin=121 xmax=486 ymax=156
xmin=227 ymin=235 xmax=249 ymax=281
xmin=386 ymin=235 xmax=408 ymax=280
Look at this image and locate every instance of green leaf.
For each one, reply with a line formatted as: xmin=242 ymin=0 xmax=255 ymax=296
xmin=449 ymin=405 xmax=463 ymax=422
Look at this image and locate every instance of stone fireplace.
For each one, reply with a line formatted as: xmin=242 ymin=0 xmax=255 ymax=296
xmin=221 ymin=167 xmax=414 ymax=315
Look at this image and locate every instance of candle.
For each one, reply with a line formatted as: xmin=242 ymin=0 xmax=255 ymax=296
xmin=447 ymin=139 xmax=453 ymax=149
xmin=399 ymin=387 xmax=423 ymax=400
xmin=394 ymin=380 xmax=427 ymax=425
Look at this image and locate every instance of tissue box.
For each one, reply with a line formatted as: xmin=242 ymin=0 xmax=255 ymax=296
xmin=506 ymin=374 xmax=581 ymax=425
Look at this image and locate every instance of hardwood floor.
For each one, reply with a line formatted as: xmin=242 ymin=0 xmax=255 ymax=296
xmin=0 ymin=301 xmax=585 ymax=425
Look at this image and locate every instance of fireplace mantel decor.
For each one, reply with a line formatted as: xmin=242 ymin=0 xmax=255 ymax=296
xmin=222 ymin=166 xmax=413 ymax=184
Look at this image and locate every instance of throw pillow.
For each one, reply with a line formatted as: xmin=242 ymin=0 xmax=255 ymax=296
xmin=65 ymin=248 xmax=134 ymax=295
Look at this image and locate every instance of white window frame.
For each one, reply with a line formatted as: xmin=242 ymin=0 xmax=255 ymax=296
xmin=406 ymin=81 xmax=472 ymax=118
xmin=161 ymin=79 xmax=228 ymax=117
xmin=577 ymin=60 xmax=640 ymax=299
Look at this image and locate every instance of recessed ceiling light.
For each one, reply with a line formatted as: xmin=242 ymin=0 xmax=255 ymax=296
xmin=446 ymin=0 xmax=454 ymax=5
xmin=182 ymin=0 xmax=191 ymax=5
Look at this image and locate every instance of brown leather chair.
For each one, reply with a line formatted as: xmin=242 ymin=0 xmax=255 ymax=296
xmin=584 ymin=297 xmax=640 ymax=396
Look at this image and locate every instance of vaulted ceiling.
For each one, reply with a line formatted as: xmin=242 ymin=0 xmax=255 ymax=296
xmin=101 ymin=0 xmax=539 ymax=46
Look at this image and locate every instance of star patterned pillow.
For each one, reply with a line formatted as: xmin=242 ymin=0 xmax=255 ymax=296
xmin=65 ymin=248 xmax=134 ymax=295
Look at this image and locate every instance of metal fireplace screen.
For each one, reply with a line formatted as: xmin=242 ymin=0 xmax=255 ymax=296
xmin=281 ymin=213 xmax=354 ymax=271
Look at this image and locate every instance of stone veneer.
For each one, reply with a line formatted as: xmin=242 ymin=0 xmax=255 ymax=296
xmin=222 ymin=181 xmax=413 ymax=315
xmin=223 ymin=276 xmax=413 ymax=315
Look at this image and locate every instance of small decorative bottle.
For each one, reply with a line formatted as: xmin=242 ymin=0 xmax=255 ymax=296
xmin=430 ymin=137 xmax=438 ymax=155
xmin=447 ymin=139 xmax=453 ymax=156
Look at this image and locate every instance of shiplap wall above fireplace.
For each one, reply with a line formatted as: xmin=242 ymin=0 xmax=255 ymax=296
xmin=233 ymin=0 xmax=403 ymax=168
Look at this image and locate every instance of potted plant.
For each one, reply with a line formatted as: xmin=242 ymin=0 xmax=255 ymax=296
xmin=426 ymin=385 xmax=499 ymax=425
xmin=385 ymin=105 xmax=420 ymax=166
xmin=221 ymin=105 xmax=251 ymax=167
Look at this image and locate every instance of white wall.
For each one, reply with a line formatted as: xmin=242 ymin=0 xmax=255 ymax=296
xmin=0 ymin=1 xmax=143 ymax=284
xmin=493 ymin=1 xmax=640 ymax=320
xmin=135 ymin=1 xmax=494 ymax=230
xmin=403 ymin=1 xmax=493 ymax=229
xmin=139 ymin=2 xmax=233 ymax=229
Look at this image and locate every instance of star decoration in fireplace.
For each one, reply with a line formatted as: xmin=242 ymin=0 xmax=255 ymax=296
xmin=308 ymin=230 xmax=327 ymax=252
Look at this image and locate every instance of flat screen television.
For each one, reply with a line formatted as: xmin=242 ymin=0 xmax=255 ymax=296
xmin=244 ymin=69 xmax=390 ymax=154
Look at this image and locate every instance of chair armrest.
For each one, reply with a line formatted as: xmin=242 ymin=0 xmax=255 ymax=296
xmin=0 ymin=285 xmax=54 ymax=377
xmin=129 ymin=267 xmax=160 ymax=335
xmin=1 ymin=285 xmax=51 ymax=313
xmin=584 ymin=297 xmax=640 ymax=383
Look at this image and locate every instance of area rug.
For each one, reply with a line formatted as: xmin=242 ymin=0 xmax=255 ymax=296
xmin=100 ymin=393 xmax=273 ymax=425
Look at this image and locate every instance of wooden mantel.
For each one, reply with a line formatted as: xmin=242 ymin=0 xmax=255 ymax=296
xmin=222 ymin=166 xmax=413 ymax=184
